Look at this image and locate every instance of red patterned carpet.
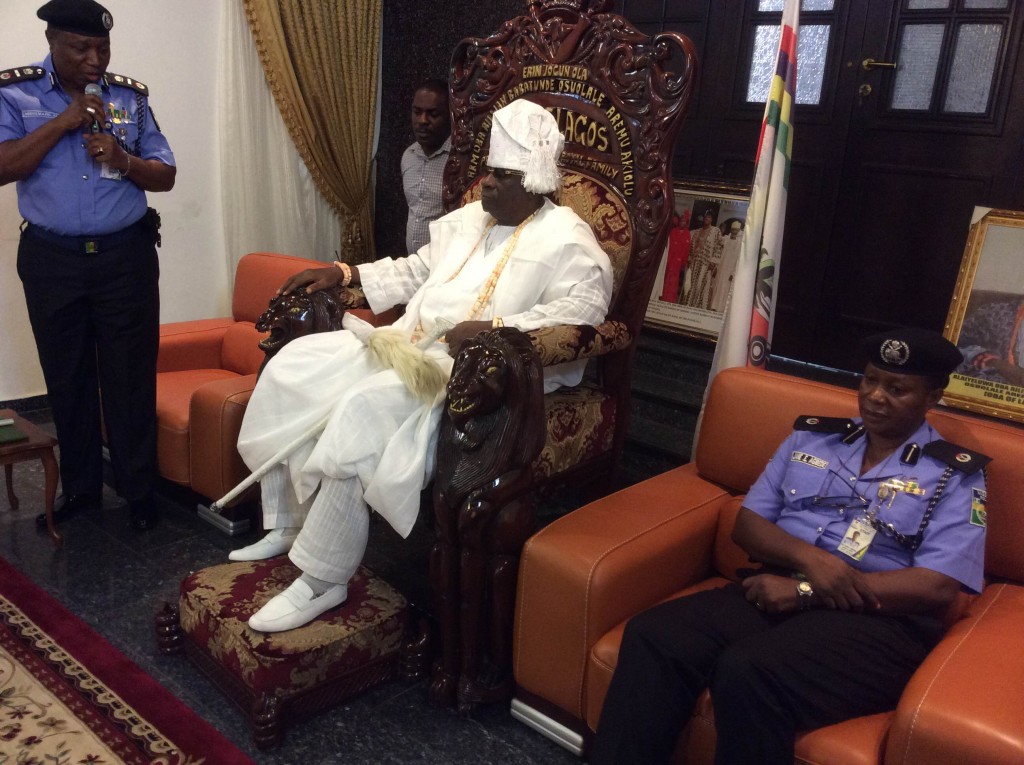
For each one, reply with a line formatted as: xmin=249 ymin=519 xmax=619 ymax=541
xmin=0 ymin=557 xmax=254 ymax=764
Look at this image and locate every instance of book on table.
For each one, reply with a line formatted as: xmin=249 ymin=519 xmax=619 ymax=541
xmin=0 ymin=422 xmax=29 ymax=444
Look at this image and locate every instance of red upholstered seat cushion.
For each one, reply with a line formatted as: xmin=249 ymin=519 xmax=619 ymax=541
xmin=533 ymin=382 xmax=617 ymax=478
xmin=178 ymin=559 xmax=408 ymax=701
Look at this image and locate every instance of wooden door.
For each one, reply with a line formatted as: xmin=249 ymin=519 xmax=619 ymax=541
xmin=777 ymin=0 xmax=1024 ymax=370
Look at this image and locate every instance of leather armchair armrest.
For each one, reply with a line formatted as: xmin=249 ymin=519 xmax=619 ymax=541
xmin=157 ymin=318 xmax=235 ymax=373
xmin=188 ymin=373 xmax=258 ymax=502
xmin=885 ymin=583 xmax=1024 ymax=765
xmin=514 ymin=464 xmax=732 ymax=718
xmin=527 ymin=320 xmax=632 ymax=367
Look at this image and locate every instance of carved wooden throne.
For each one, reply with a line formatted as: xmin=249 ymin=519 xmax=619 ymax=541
xmin=239 ymin=0 xmax=696 ymax=716
xmin=428 ymin=0 xmax=697 ymax=711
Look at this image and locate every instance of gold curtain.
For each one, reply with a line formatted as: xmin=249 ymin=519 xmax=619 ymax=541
xmin=243 ymin=0 xmax=380 ymax=262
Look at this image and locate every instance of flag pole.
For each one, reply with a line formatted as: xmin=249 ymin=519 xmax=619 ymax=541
xmin=691 ymin=0 xmax=800 ymax=453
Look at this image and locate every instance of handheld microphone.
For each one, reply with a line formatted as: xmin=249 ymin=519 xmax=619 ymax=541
xmin=84 ymin=83 xmax=103 ymax=133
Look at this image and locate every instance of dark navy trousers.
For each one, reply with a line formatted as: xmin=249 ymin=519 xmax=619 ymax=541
xmin=590 ymin=583 xmax=942 ymax=765
xmin=18 ymin=224 xmax=159 ymax=504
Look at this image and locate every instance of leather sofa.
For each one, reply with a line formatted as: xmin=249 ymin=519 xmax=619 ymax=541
xmin=155 ymin=252 xmax=325 ymax=515
xmin=513 ymin=366 xmax=1024 ymax=764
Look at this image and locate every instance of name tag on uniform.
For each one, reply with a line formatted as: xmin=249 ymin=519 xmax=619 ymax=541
xmin=791 ymin=451 xmax=828 ymax=469
xmin=837 ymin=518 xmax=875 ymax=560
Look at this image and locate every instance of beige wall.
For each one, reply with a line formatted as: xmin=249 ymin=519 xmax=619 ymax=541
xmin=0 ymin=0 xmax=228 ymax=401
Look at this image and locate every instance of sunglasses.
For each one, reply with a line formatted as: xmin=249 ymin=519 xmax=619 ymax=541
xmin=482 ymin=163 xmax=524 ymax=181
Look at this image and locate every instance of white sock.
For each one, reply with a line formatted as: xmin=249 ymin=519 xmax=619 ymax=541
xmin=299 ymin=572 xmax=339 ymax=596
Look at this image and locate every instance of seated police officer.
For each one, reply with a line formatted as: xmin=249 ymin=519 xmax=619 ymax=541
xmin=592 ymin=328 xmax=988 ymax=765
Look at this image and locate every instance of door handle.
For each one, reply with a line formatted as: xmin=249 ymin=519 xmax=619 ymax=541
xmin=862 ymin=58 xmax=897 ymax=71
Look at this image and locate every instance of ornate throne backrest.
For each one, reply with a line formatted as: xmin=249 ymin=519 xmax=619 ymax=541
xmin=444 ymin=0 xmax=697 ymax=329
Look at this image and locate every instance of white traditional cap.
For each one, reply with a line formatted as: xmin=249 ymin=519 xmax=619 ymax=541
xmin=730 ymin=221 xmax=742 ymax=230
xmin=488 ymin=99 xmax=564 ymax=194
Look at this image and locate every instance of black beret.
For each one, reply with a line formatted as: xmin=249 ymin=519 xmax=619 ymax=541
xmin=38 ymin=0 xmax=113 ymax=37
xmin=861 ymin=327 xmax=963 ymax=378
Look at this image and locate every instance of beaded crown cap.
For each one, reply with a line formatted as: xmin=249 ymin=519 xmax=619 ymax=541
xmin=488 ymin=99 xmax=564 ymax=194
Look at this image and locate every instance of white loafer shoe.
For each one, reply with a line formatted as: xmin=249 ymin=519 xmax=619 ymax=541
xmin=228 ymin=530 xmax=298 ymax=561
xmin=247 ymin=579 xmax=347 ymax=633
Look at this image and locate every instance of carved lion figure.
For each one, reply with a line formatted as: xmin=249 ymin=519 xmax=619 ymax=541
xmin=431 ymin=327 xmax=547 ymax=710
xmin=255 ymin=289 xmax=348 ymax=360
xmin=436 ymin=328 xmax=546 ymax=498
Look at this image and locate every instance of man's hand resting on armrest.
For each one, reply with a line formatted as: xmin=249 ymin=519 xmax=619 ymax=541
xmin=279 ymin=265 xmax=363 ymax=296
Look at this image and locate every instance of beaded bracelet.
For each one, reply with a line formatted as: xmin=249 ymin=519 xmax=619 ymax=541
xmin=333 ymin=261 xmax=353 ymax=287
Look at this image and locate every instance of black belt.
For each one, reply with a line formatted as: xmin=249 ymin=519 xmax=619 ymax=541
xmin=23 ymin=216 xmax=148 ymax=255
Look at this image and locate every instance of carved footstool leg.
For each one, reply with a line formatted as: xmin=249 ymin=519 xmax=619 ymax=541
xmin=252 ymin=693 xmax=284 ymax=750
xmin=155 ymin=603 xmax=184 ymax=655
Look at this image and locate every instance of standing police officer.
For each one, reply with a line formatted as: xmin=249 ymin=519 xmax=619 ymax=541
xmin=0 ymin=0 xmax=176 ymax=530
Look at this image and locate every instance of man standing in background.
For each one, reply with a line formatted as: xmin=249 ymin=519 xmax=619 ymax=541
xmin=0 ymin=0 xmax=176 ymax=530
xmin=401 ymin=78 xmax=450 ymax=254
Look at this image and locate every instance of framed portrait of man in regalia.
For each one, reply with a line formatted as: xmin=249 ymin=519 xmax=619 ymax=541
xmin=645 ymin=181 xmax=750 ymax=340
xmin=942 ymin=207 xmax=1024 ymax=424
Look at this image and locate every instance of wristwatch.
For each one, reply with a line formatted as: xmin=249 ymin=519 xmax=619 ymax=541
xmin=796 ymin=579 xmax=814 ymax=610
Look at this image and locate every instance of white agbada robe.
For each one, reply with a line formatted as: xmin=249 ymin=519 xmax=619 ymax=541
xmin=237 ymin=199 xmax=612 ymax=540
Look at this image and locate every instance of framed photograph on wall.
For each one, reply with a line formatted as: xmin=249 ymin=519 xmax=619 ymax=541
xmin=942 ymin=207 xmax=1024 ymax=424
xmin=644 ymin=181 xmax=750 ymax=340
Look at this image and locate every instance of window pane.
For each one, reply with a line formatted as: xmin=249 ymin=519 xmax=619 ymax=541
xmin=890 ymin=24 xmax=944 ymax=111
xmin=907 ymin=0 xmax=949 ymax=9
xmin=758 ymin=0 xmax=835 ymax=10
xmin=748 ymin=26 xmax=779 ymax=102
xmin=964 ymin=0 xmax=1008 ymax=8
xmin=796 ymin=26 xmax=830 ymax=104
xmin=944 ymin=24 xmax=1002 ymax=113
xmin=746 ymin=24 xmax=830 ymax=105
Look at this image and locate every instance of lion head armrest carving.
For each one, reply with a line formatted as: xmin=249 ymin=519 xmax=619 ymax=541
xmin=255 ymin=286 xmax=367 ymax=360
xmin=526 ymin=320 xmax=632 ymax=366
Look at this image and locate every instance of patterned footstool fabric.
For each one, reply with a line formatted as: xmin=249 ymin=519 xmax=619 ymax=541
xmin=178 ymin=559 xmax=408 ymax=703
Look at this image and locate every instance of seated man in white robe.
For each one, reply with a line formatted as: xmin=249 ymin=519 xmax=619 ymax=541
xmin=229 ymin=99 xmax=613 ymax=632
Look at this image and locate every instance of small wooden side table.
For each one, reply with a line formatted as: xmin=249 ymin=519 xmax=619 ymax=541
xmin=0 ymin=409 xmax=61 ymax=547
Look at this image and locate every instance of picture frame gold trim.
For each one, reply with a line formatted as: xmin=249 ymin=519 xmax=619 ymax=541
xmin=644 ymin=180 xmax=751 ymax=340
xmin=942 ymin=208 xmax=1024 ymax=424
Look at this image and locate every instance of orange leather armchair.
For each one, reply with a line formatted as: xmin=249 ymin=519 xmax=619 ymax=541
xmin=155 ymin=252 xmax=325 ymax=531
xmin=513 ymin=366 xmax=1024 ymax=765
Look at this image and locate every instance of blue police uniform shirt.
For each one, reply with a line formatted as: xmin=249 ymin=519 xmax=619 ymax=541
xmin=0 ymin=55 xmax=175 ymax=236
xmin=744 ymin=419 xmax=987 ymax=594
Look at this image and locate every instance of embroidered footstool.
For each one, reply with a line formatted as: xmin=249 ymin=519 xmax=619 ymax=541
xmin=156 ymin=558 xmax=412 ymax=749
